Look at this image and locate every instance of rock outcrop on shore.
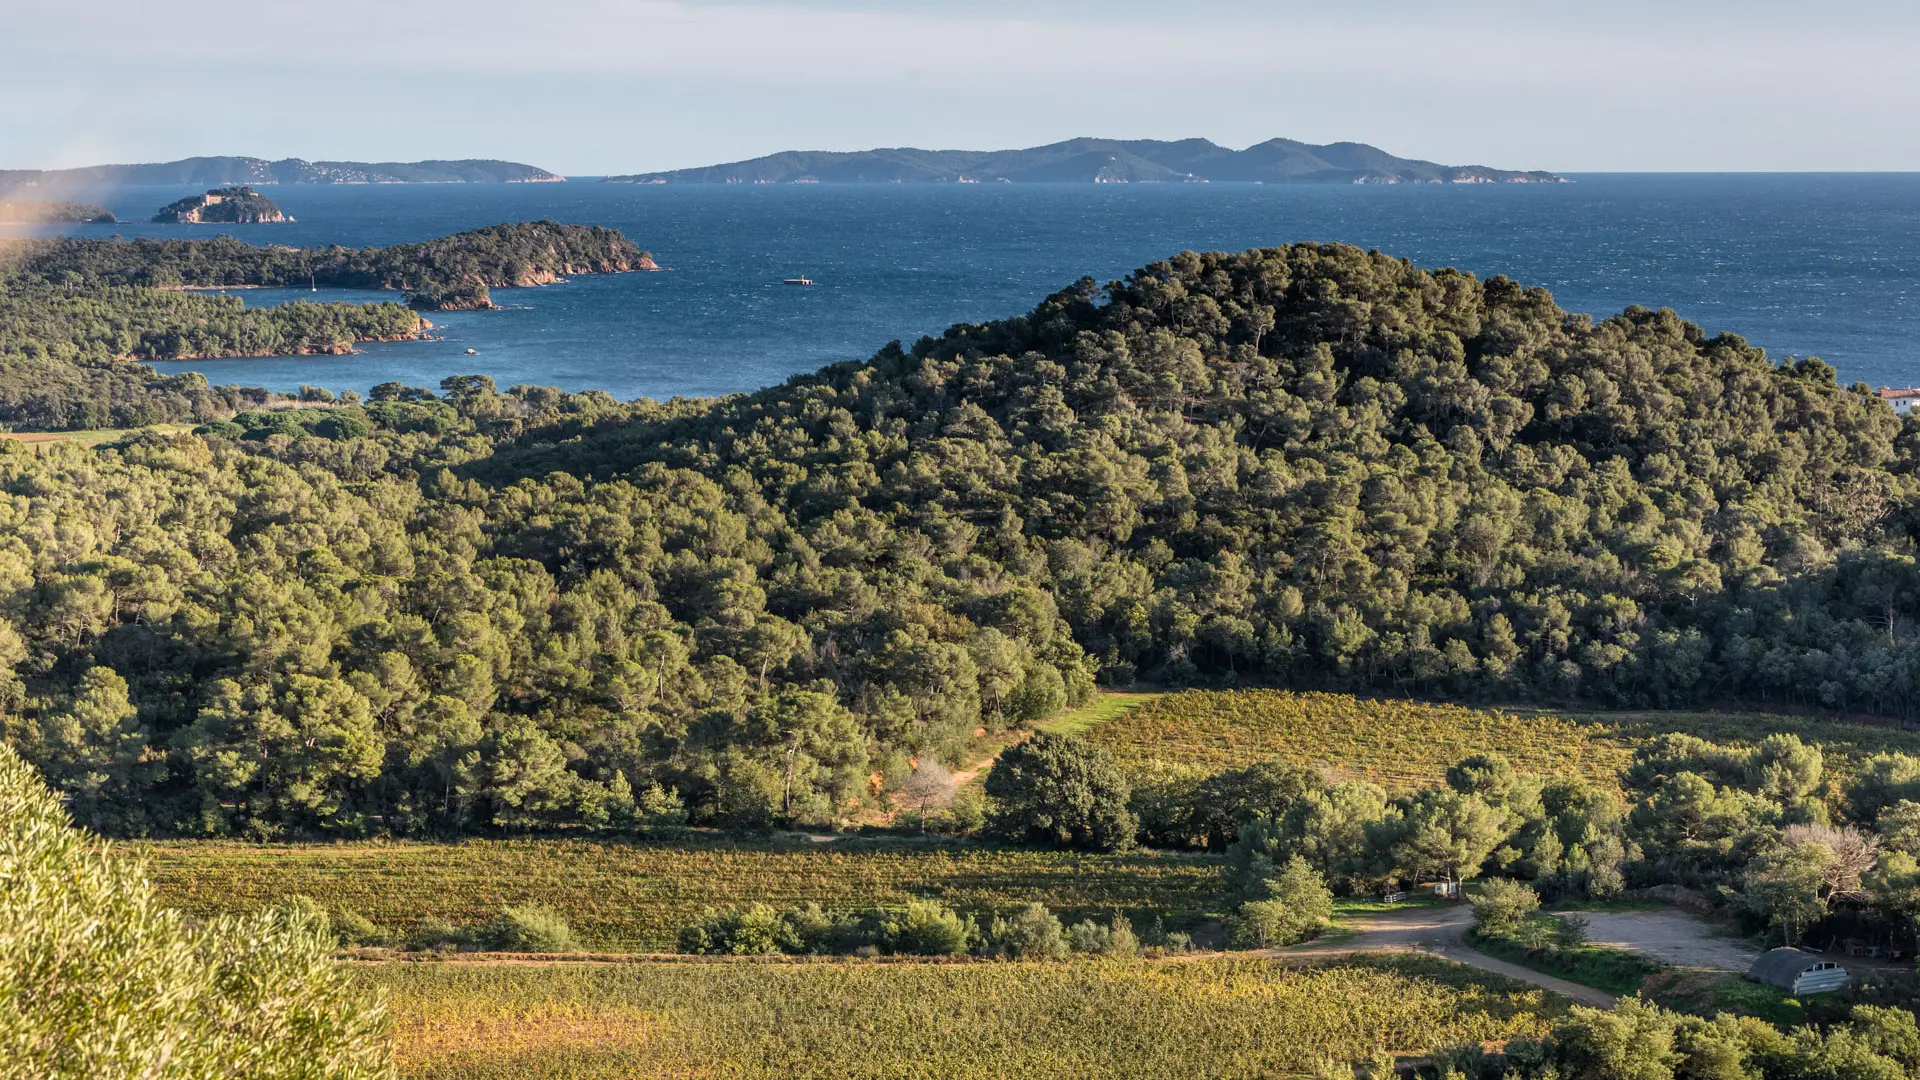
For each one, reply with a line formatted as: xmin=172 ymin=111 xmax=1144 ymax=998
xmin=152 ymin=187 xmax=292 ymax=224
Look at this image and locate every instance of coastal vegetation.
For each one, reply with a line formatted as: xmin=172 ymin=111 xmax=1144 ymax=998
xmin=0 ymin=200 xmax=115 ymax=224
xmin=10 ymin=220 xmax=649 ymax=297
xmin=0 ymin=284 xmax=423 ymax=426
xmin=4 ymin=285 xmax=425 ymax=360
xmin=0 ymin=222 xmax=648 ymax=427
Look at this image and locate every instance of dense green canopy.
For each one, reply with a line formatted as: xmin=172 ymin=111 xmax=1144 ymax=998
xmin=2 ymin=242 xmax=1916 ymax=838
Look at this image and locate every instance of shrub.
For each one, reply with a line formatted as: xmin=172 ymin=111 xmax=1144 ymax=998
xmin=483 ymin=903 xmax=576 ymax=952
xmin=1233 ymin=899 xmax=1310 ymax=948
xmin=1472 ymin=879 xmax=1541 ymax=935
xmin=409 ymin=917 xmax=472 ymax=951
xmin=678 ymin=903 xmax=796 ymax=955
xmin=638 ymin=781 xmax=689 ymax=827
xmin=987 ymin=902 xmax=1069 ymax=959
xmin=1232 ymin=855 xmax=1333 ymax=948
xmin=1555 ymin=913 xmax=1590 ymax=949
xmin=0 ymin=742 xmax=393 ymax=1078
xmin=949 ymin=786 xmax=989 ymax=834
xmin=1065 ymin=914 xmax=1140 ymax=957
xmin=1587 ymin=863 xmax=1625 ymax=900
xmin=334 ymin=911 xmax=395 ymax=948
xmin=881 ymin=899 xmax=976 ymax=956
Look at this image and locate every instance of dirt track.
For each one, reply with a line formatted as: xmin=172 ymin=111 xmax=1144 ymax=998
xmin=1272 ymin=905 xmax=1618 ymax=1009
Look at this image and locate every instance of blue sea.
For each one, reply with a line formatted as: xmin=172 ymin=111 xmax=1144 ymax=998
xmin=11 ymin=175 xmax=1920 ymax=399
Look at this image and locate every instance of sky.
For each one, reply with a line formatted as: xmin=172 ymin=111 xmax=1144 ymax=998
xmin=4 ymin=0 xmax=1918 ymax=174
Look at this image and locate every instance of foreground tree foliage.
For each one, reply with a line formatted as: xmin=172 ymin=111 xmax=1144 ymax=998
xmin=2 ymin=243 xmax=1920 ymax=837
xmin=0 ymin=743 xmax=393 ymax=1078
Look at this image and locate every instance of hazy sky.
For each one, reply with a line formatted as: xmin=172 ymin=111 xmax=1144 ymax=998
xmin=5 ymin=0 xmax=1917 ymax=174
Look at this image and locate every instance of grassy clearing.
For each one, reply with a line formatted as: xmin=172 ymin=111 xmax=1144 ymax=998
xmin=364 ymin=954 xmax=1571 ymax=1079
xmin=1643 ymin=970 xmax=1808 ymax=1027
xmin=1315 ymin=893 xmax=1448 ymax=945
xmin=1081 ymin=690 xmax=1920 ymax=791
xmin=142 ymin=837 xmax=1230 ymax=952
xmin=1037 ymin=691 xmax=1164 ymax=737
xmin=1333 ymin=893 xmax=1446 ymax=920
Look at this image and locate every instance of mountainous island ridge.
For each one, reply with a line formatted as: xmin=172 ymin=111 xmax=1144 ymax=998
xmin=605 ymin=136 xmax=1566 ymax=185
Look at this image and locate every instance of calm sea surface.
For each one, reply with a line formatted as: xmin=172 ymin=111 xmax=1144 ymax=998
xmin=11 ymin=175 xmax=1919 ymax=399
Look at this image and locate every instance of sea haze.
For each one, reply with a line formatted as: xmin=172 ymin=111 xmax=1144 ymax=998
xmin=12 ymin=174 xmax=1918 ymax=400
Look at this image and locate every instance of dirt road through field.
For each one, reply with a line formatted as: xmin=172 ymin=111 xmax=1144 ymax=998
xmin=1276 ymin=905 xmax=1618 ymax=1009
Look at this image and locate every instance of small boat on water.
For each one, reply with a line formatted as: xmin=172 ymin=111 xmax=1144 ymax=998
xmin=783 ymin=276 xmax=814 ymax=286
xmin=465 ymin=348 xmax=478 ymax=355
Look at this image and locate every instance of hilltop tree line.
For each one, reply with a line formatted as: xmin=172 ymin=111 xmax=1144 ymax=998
xmin=3 ymin=243 xmax=1920 ymax=838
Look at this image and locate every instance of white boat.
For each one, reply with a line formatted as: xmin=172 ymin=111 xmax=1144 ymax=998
xmin=783 ymin=276 xmax=814 ymax=286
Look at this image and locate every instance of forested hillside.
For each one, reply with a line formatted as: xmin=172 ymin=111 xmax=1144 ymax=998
xmin=5 ymin=243 xmax=1918 ymax=839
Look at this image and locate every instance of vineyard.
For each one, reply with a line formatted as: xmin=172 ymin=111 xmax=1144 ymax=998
xmin=1080 ymin=690 xmax=1920 ymax=790
xmin=141 ymin=837 xmax=1229 ymax=951
xmin=365 ymin=954 xmax=1569 ymax=1079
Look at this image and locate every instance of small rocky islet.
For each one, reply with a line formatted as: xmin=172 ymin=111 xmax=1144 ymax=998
xmin=151 ymin=186 xmax=292 ymax=224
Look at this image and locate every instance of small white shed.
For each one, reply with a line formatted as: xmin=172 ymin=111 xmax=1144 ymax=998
xmin=1747 ymin=948 xmax=1849 ymax=994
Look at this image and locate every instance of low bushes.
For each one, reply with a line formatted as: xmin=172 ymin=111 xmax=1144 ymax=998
xmin=678 ymin=899 xmax=1158 ymax=959
xmin=320 ymin=900 xmax=578 ymax=954
xmin=483 ymin=904 xmax=576 ymax=953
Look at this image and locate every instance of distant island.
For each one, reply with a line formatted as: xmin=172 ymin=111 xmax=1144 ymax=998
xmin=152 ymin=187 xmax=291 ymax=224
xmin=0 ymin=200 xmax=116 ymax=224
xmin=0 ymin=156 xmax=563 ymax=187
xmin=605 ymin=137 xmax=1565 ymax=185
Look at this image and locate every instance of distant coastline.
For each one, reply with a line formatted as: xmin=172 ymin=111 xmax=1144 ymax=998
xmin=606 ymin=137 xmax=1565 ymax=185
xmin=0 ymin=156 xmax=563 ymax=188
